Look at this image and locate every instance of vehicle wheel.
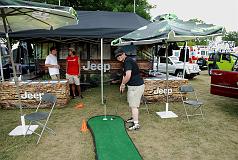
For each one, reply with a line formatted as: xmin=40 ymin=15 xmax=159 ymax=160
xmin=208 ymin=66 xmax=212 ymax=76
xmin=208 ymin=65 xmax=218 ymax=75
xmin=175 ymin=70 xmax=183 ymax=78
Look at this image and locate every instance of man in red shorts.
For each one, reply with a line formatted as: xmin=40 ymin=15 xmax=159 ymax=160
xmin=66 ymin=48 xmax=83 ymax=99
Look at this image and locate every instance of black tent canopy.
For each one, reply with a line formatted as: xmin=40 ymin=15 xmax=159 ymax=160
xmin=4 ymin=10 xmax=150 ymax=105
xmin=6 ymin=11 xmax=151 ymax=38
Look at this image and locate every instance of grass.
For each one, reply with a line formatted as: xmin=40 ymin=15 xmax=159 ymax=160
xmin=1 ymin=70 xmax=238 ymax=160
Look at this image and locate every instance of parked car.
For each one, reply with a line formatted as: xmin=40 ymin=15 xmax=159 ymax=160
xmin=210 ymin=69 xmax=238 ymax=98
xmin=197 ymin=57 xmax=207 ymax=70
xmin=207 ymin=52 xmax=238 ymax=75
xmin=153 ymin=56 xmax=200 ymax=79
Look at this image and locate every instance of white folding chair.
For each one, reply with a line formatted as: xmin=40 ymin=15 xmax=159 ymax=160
xmin=25 ymin=93 xmax=57 ymax=144
xmin=179 ymin=85 xmax=204 ymax=122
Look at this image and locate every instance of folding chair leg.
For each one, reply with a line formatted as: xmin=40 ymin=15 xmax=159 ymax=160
xmin=24 ymin=122 xmax=32 ymax=137
xmin=44 ymin=125 xmax=56 ymax=135
xmin=144 ymin=102 xmax=149 ymax=114
xmin=199 ymin=107 xmax=204 ymax=119
xmin=37 ymin=126 xmax=46 ymax=144
xmin=139 ymin=96 xmax=150 ymax=114
xmin=183 ymin=104 xmax=190 ymax=122
xmin=36 ymin=116 xmax=53 ymax=144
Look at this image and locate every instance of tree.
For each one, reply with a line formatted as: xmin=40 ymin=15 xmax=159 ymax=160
xmin=222 ymin=31 xmax=238 ymax=46
xmin=28 ymin=0 xmax=153 ymax=20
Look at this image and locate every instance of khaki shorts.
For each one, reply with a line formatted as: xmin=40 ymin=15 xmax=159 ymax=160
xmin=127 ymin=84 xmax=145 ymax=108
xmin=66 ymin=74 xmax=80 ymax=85
xmin=50 ymin=74 xmax=60 ymax=80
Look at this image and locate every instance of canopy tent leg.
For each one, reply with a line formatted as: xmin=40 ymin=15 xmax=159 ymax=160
xmin=101 ymin=38 xmax=104 ymax=105
xmin=182 ymin=41 xmax=188 ymax=79
xmin=156 ymin=41 xmax=178 ymax=118
xmin=0 ymin=46 xmax=4 ymax=82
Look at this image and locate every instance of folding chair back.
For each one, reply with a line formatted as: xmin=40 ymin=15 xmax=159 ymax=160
xmin=180 ymin=85 xmax=194 ymax=93
xmin=41 ymin=93 xmax=57 ymax=104
xmin=25 ymin=93 xmax=57 ymax=144
xmin=179 ymin=85 xmax=204 ymax=122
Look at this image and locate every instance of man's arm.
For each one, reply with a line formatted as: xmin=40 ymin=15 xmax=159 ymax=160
xmin=45 ymin=64 xmax=58 ymax=68
xmin=78 ymin=57 xmax=81 ymax=76
xmin=120 ymin=70 xmax=131 ymax=93
xmin=122 ymin=70 xmax=131 ymax=85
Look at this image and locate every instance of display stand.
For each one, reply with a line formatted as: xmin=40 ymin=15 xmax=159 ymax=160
xmin=9 ymin=116 xmax=38 ymax=136
xmin=156 ymin=103 xmax=178 ymax=118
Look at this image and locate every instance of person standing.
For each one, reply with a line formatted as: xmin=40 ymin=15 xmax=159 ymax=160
xmin=66 ymin=48 xmax=83 ymax=99
xmin=115 ymin=47 xmax=144 ymax=130
xmin=45 ymin=46 xmax=60 ymax=80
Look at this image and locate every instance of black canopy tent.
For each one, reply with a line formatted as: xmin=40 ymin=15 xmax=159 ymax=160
xmin=4 ymin=10 xmax=151 ymax=104
xmin=6 ymin=11 xmax=150 ymax=38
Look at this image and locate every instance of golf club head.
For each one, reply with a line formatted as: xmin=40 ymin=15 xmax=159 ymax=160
xmin=103 ymin=97 xmax=107 ymax=104
xmin=103 ymin=117 xmax=108 ymax=121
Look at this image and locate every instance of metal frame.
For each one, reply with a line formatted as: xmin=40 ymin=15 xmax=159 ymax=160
xmin=140 ymin=95 xmax=150 ymax=114
xmin=24 ymin=93 xmax=57 ymax=144
xmin=179 ymin=85 xmax=204 ymax=122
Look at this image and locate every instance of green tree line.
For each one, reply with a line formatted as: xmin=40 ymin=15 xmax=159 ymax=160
xmin=27 ymin=0 xmax=238 ymax=46
xmin=27 ymin=0 xmax=153 ymax=20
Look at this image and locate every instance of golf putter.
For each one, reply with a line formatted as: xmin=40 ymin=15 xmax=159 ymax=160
xmin=115 ymin=92 xmax=122 ymax=116
xmin=103 ymin=98 xmax=108 ymax=120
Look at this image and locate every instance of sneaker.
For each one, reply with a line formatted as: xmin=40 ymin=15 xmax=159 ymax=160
xmin=128 ymin=123 xmax=140 ymax=131
xmin=126 ymin=117 xmax=134 ymax=123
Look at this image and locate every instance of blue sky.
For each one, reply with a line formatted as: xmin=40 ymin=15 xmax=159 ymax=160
xmin=148 ymin=0 xmax=238 ymax=32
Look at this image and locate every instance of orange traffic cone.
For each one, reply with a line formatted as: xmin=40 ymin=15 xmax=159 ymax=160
xmin=75 ymin=102 xmax=84 ymax=109
xmin=81 ymin=119 xmax=88 ymax=132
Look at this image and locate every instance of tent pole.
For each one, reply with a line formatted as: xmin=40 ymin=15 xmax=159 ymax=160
xmin=165 ymin=42 xmax=169 ymax=111
xmin=0 ymin=46 xmax=4 ymax=82
xmin=182 ymin=41 xmax=187 ymax=79
xmin=100 ymin=38 xmax=104 ymax=105
xmin=2 ymin=13 xmax=23 ymax=116
xmin=156 ymin=41 xmax=177 ymax=118
xmin=2 ymin=12 xmax=29 ymax=135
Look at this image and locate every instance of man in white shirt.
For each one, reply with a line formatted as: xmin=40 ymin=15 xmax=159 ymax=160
xmin=45 ymin=46 xmax=60 ymax=80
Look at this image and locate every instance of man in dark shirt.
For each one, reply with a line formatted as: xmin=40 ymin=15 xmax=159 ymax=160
xmin=115 ymin=47 xmax=145 ymax=130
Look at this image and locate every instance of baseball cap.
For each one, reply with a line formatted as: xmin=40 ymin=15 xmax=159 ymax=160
xmin=69 ymin=48 xmax=76 ymax=52
xmin=114 ymin=47 xmax=125 ymax=58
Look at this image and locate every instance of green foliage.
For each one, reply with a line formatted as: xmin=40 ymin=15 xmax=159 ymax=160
xmin=178 ymin=38 xmax=209 ymax=46
xmin=29 ymin=0 xmax=153 ymax=20
xmin=222 ymin=31 xmax=238 ymax=46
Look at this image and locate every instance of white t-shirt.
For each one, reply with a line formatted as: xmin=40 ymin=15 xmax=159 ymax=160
xmin=45 ymin=54 xmax=59 ymax=75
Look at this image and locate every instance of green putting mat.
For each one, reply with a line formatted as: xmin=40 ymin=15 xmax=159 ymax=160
xmin=87 ymin=115 xmax=143 ymax=160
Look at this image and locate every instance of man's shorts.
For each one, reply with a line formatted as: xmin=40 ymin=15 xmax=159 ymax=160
xmin=127 ymin=84 xmax=145 ymax=108
xmin=50 ymin=74 xmax=60 ymax=80
xmin=66 ymin=74 xmax=80 ymax=85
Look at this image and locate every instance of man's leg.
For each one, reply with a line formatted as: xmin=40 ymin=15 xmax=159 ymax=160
xmin=127 ymin=85 xmax=144 ymax=130
xmin=66 ymin=74 xmax=75 ymax=98
xmin=132 ymin=107 xmax=139 ymax=123
xmin=56 ymin=74 xmax=60 ymax=81
xmin=76 ymin=85 xmax=83 ymax=98
xmin=50 ymin=75 xmax=57 ymax=80
xmin=74 ymin=75 xmax=83 ymax=98
xmin=72 ymin=84 xmax=76 ymax=97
